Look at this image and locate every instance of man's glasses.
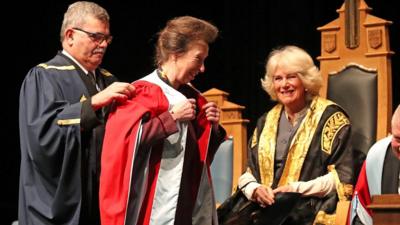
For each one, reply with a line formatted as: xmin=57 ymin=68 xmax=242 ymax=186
xmin=72 ymin=27 xmax=113 ymax=45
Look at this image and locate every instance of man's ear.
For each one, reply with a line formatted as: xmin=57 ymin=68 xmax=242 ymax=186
xmin=65 ymin=29 xmax=75 ymax=46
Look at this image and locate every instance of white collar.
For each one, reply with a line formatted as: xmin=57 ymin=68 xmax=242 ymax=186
xmin=62 ymin=50 xmax=94 ymax=75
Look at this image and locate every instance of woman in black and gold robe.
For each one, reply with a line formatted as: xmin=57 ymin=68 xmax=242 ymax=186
xmin=238 ymin=45 xmax=354 ymax=225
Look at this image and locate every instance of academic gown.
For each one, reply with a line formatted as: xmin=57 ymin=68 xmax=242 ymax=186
xmin=347 ymin=136 xmax=400 ymax=225
xmin=100 ymin=71 xmax=226 ymax=225
xmin=19 ymin=52 xmax=117 ymax=225
xmin=247 ymin=96 xmax=354 ymax=225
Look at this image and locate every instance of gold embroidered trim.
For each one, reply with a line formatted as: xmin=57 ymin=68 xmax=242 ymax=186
xmin=278 ymin=97 xmax=333 ymax=186
xmin=258 ymin=97 xmax=336 ymax=187
xmin=321 ymin=112 xmax=350 ymax=155
xmin=57 ymin=119 xmax=81 ymax=126
xmin=328 ymin=165 xmax=354 ymax=201
xmin=80 ymin=95 xmax=87 ymax=102
xmin=250 ymin=127 xmax=258 ymax=149
xmin=313 ymin=210 xmax=335 ymax=225
xmin=37 ymin=64 xmax=76 ymax=70
xmin=99 ymin=68 xmax=113 ymax=77
xmin=258 ymin=104 xmax=281 ymax=186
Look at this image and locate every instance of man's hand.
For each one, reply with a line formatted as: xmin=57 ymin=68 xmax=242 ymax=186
xmin=91 ymin=82 xmax=136 ymax=111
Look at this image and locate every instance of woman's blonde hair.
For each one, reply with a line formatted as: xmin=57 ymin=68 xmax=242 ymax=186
xmin=261 ymin=45 xmax=322 ymax=101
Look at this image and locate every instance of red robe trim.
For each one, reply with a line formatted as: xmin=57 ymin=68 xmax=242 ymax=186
xmin=100 ymin=80 xmax=170 ymax=225
xmin=139 ymin=85 xmax=214 ymax=225
xmin=347 ymin=136 xmax=392 ymax=225
xmin=100 ymin=81 xmax=217 ymax=225
xmin=347 ymin=163 xmax=372 ymax=225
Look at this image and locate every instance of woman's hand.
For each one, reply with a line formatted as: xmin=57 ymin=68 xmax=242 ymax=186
xmin=202 ymin=102 xmax=221 ymax=130
xmin=202 ymin=102 xmax=220 ymax=123
xmin=170 ymin=98 xmax=196 ymax=121
xmin=252 ymin=186 xmax=275 ymax=207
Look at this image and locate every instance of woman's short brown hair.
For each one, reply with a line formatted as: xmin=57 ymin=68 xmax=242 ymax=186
xmin=154 ymin=16 xmax=219 ymax=67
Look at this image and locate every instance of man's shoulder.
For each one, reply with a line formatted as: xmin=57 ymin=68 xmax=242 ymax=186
xmin=365 ymin=136 xmax=392 ymax=166
xmin=24 ymin=54 xmax=79 ymax=84
xmin=34 ymin=54 xmax=77 ymax=72
xmin=367 ymin=136 xmax=392 ymax=157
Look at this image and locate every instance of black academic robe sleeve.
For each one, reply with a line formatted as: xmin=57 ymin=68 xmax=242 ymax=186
xmin=19 ymin=65 xmax=84 ymax=224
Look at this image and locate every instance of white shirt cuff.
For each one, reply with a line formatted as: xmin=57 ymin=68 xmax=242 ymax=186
xmin=289 ymin=172 xmax=336 ymax=197
xmin=243 ymin=182 xmax=261 ymax=200
xmin=238 ymin=171 xmax=262 ymax=200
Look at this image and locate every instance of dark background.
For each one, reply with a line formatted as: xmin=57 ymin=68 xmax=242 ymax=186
xmin=2 ymin=0 xmax=398 ymax=224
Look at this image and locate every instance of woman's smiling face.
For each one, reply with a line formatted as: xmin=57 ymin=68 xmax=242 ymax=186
xmin=173 ymin=40 xmax=209 ymax=86
xmin=272 ymin=68 xmax=306 ymax=110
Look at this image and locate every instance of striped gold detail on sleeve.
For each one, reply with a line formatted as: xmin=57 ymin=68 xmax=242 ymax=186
xmin=37 ymin=64 xmax=76 ymax=70
xmin=99 ymin=68 xmax=113 ymax=77
xmin=80 ymin=95 xmax=87 ymax=102
xmin=57 ymin=119 xmax=81 ymax=126
xmin=321 ymin=112 xmax=350 ymax=155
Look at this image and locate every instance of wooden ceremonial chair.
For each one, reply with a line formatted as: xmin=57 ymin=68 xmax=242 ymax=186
xmin=203 ymin=88 xmax=249 ymax=205
xmin=317 ymin=0 xmax=394 ymax=224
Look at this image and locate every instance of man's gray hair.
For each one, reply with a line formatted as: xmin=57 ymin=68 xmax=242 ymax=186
xmin=60 ymin=1 xmax=109 ymax=42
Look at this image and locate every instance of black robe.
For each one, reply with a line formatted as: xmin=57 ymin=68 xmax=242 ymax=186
xmin=247 ymin=97 xmax=354 ymax=225
xmin=19 ymin=52 xmax=117 ymax=225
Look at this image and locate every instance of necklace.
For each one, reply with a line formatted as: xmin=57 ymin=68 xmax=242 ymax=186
xmin=157 ymin=68 xmax=172 ymax=86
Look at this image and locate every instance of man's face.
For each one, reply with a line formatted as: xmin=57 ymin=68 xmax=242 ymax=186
xmin=68 ymin=16 xmax=111 ymax=71
xmin=391 ymin=121 xmax=400 ymax=159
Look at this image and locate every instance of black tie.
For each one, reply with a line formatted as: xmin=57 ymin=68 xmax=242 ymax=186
xmin=88 ymin=71 xmax=97 ymax=86
xmin=89 ymin=71 xmax=105 ymax=118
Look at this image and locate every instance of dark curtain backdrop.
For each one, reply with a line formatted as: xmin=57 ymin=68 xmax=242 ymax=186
xmin=3 ymin=0 xmax=398 ymax=223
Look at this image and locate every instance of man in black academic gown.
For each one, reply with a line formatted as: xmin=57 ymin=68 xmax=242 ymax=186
xmin=18 ymin=2 xmax=135 ymax=225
